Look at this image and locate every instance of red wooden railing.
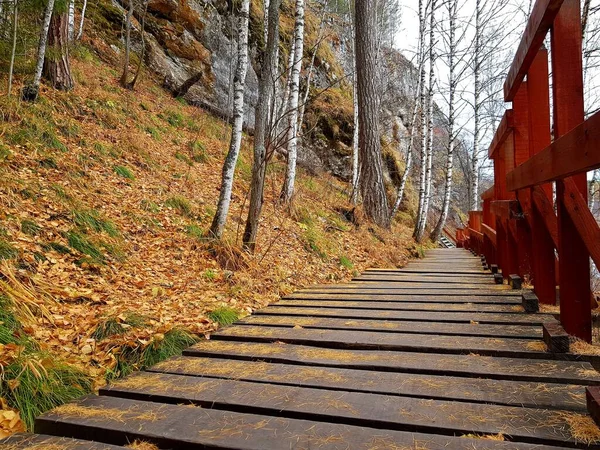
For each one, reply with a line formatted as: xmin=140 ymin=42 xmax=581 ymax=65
xmin=457 ymin=0 xmax=600 ymax=342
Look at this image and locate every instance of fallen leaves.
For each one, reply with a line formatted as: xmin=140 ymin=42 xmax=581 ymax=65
xmin=0 ymin=398 xmax=25 ymax=439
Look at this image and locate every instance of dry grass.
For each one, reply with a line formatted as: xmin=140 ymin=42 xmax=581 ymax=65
xmin=461 ymin=433 xmax=505 ymax=441
xmin=570 ymin=338 xmax=600 ymax=356
xmin=540 ymin=304 xmax=560 ymax=314
xmin=553 ymin=411 xmax=600 ymax=445
xmin=53 ymin=403 xmax=163 ymax=423
xmin=125 ymin=440 xmax=159 ymax=449
xmin=525 ymin=341 xmax=548 ymax=352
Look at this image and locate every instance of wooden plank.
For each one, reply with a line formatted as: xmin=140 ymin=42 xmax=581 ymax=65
xmin=0 ymin=434 xmax=125 ymax=449
xmin=150 ymin=356 xmax=584 ymax=411
xmin=34 ymin=395 xmax=571 ymax=450
xmin=563 ymin=177 xmax=600 ymax=271
xmin=298 ymin=289 xmax=514 ymax=297
xmin=490 ymin=200 xmax=520 ymax=220
xmin=301 ymin=285 xmax=512 ymax=293
xmin=352 ymin=276 xmax=495 ymax=285
xmin=532 ymin=184 xmax=560 ymax=248
xmin=361 ymin=271 xmax=494 ymax=278
xmin=239 ymin=315 xmax=541 ymax=339
xmin=482 ymin=224 xmax=497 ymax=246
xmin=551 ymin=0 xmax=591 ymax=342
xmin=481 ymin=185 xmax=495 ymax=200
xmin=489 ymin=110 xmax=514 ymax=158
xmin=507 ymin=110 xmax=600 ymax=191
xmin=285 ymin=293 xmax=521 ymax=304
xmin=527 ymin=47 xmax=557 ymax=306
xmin=212 ymin=325 xmax=550 ymax=358
xmin=255 ymin=306 xmax=557 ymax=325
xmin=274 ymin=300 xmax=526 ymax=313
xmin=186 ymin=341 xmax=600 ymax=385
xmin=503 ymin=0 xmax=564 ymax=101
xmin=99 ymin=371 xmax=594 ymax=447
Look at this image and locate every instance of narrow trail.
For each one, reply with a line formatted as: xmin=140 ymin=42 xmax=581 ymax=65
xmin=4 ymin=248 xmax=600 ymax=449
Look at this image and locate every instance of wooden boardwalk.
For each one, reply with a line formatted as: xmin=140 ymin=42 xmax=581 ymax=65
xmin=4 ymin=248 xmax=600 ymax=449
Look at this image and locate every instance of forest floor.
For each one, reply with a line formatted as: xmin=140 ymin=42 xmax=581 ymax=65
xmin=0 ymin=42 xmax=419 ymax=436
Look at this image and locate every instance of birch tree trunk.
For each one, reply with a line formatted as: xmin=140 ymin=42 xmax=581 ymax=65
xmin=127 ymin=0 xmax=148 ymax=90
xmin=470 ymin=0 xmax=482 ymax=211
xmin=22 ymin=0 xmax=56 ymax=100
xmin=243 ymin=0 xmax=281 ymax=251
xmin=120 ymin=0 xmax=134 ymax=87
xmin=76 ymin=0 xmax=87 ymax=39
xmin=280 ymin=0 xmax=305 ymax=203
xmin=43 ymin=10 xmax=75 ymax=90
xmin=210 ymin=0 xmax=250 ymax=239
xmin=68 ymin=0 xmax=74 ymax=41
xmin=413 ymin=0 xmax=428 ymax=234
xmin=391 ymin=0 xmax=426 ymax=218
xmin=431 ymin=0 xmax=457 ymax=242
xmin=590 ymin=169 xmax=599 ymax=217
xmin=7 ymin=0 xmax=17 ymax=96
xmin=350 ymin=7 xmax=360 ymax=205
xmin=355 ymin=0 xmax=390 ymax=228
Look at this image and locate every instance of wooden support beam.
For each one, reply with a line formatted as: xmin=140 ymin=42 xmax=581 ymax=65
xmin=488 ymin=111 xmax=514 ymax=159
xmin=527 ymin=47 xmax=557 ymax=306
xmin=562 ymin=177 xmax=600 ymax=271
xmin=481 ymin=186 xmax=495 ymax=200
xmin=509 ymin=275 xmax=522 ymax=290
xmin=587 ymin=387 xmax=600 ymax=427
xmin=482 ymin=224 xmax=497 ymax=246
xmin=504 ymin=0 xmax=564 ymax=101
xmin=522 ymin=291 xmax=540 ymax=313
xmin=542 ymin=322 xmax=570 ymax=353
xmin=551 ymin=0 xmax=591 ymax=342
xmin=506 ymin=110 xmax=600 ymax=191
xmin=490 ymin=200 xmax=520 ymax=220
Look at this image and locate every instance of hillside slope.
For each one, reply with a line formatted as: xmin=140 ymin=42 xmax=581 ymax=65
xmin=0 ymin=41 xmax=418 ymax=436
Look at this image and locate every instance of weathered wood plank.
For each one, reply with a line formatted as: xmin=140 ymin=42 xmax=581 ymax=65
xmin=255 ymin=306 xmax=557 ymax=325
xmin=149 ymin=356 xmax=585 ymax=411
xmin=274 ymin=300 xmax=525 ymax=313
xmin=35 ymin=395 xmax=558 ymax=450
xmin=0 ymin=434 xmax=125 ymax=449
xmin=489 ymin=110 xmax=515 ymax=158
xmin=185 ymin=341 xmax=600 ymax=385
xmin=98 ymin=371 xmax=594 ymax=447
xmin=353 ymin=276 xmax=495 ymax=285
xmin=285 ymin=292 xmax=522 ymax=303
xmin=212 ymin=325 xmax=550 ymax=358
xmin=239 ymin=315 xmax=541 ymax=338
xmin=299 ymin=287 xmax=514 ymax=296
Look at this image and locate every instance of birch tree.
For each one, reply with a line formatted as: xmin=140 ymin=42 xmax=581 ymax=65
xmin=415 ymin=0 xmax=436 ymax=242
xmin=67 ymin=0 xmax=74 ymax=40
xmin=355 ymin=0 xmax=390 ymax=228
xmin=120 ymin=0 xmax=134 ymax=87
xmin=431 ymin=0 xmax=458 ymax=242
xmin=280 ymin=0 xmax=305 ymax=203
xmin=22 ymin=0 xmax=56 ymax=100
xmin=76 ymin=0 xmax=87 ymax=39
xmin=414 ymin=0 xmax=428 ymax=235
xmin=470 ymin=0 xmax=482 ymax=211
xmin=209 ymin=0 xmax=250 ymax=239
xmin=243 ymin=0 xmax=281 ymax=251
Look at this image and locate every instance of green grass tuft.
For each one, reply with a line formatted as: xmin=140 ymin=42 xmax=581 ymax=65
xmin=66 ymin=231 xmax=104 ymax=263
xmin=45 ymin=242 xmax=72 ymax=254
xmin=165 ymin=196 xmax=193 ymax=217
xmin=189 ymin=140 xmax=210 ymax=163
xmin=339 ymin=255 xmax=353 ymax=269
xmin=73 ymin=209 xmax=119 ymax=237
xmin=203 ymin=268 xmax=217 ymax=281
xmin=91 ymin=318 xmax=125 ymax=340
xmin=0 ymin=239 xmax=18 ymax=260
xmin=113 ymin=165 xmax=135 ymax=180
xmin=208 ymin=306 xmax=239 ymax=327
xmin=141 ymin=199 xmax=160 ymax=213
xmin=21 ymin=219 xmax=41 ymax=236
xmin=1 ymin=354 xmax=93 ymax=430
xmin=185 ymin=224 xmax=204 ymax=240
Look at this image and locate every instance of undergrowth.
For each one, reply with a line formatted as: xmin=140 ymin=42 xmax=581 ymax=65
xmin=208 ymin=307 xmax=239 ymax=327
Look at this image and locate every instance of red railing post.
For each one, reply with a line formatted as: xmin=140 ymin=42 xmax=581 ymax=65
xmin=527 ymin=47 xmax=557 ymax=305
xmin=512 ymin=82 xmax=533 ymax=281
xmin=550 ymin=0 xmax=591 ymax=341
xmin=501 ymin=139 xmax=519 ymax=279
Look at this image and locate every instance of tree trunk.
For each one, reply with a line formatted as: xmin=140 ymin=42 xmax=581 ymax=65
xmin=120 ymin=0 xmax=134 ymax=87
xmin=76 ymin=0 xmax=87 ymax=39
xmin=354 ymin=0 xmax=390 ymax=228
xmin=209 ymin=0 xmax=250 ymax=239
xmin=280 ymin=0 xmax=305 ymax=203
xmin=127 ymin=0 xmax=148 ymax=90
xmin=582 ymin=0 xmax=592 ymax=39
xmin=414 ymin=0 xmax=427 ymax=235
xmin=243 ymin=0 xmax=281 ymax=251
xmin=7 ymin=0 xmax=17 ymax=96
xmin=68 ymin=0 xmax=74 ymax=41
xmin=350 ymin=7 xmax=360 ymax=205
xmin=43 ymin=10 xmax=75 ymax=91
xmin=470 ymin=0 xmax=482 ymax=211
xmin=22 ymin=0 xmax=55 ymax=100
xmin=431 ymin=0 xmax=457 ymax=242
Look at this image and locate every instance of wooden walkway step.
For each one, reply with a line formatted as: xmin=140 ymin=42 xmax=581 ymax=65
xmin=4 ymin=248 xmax=600 ymax=449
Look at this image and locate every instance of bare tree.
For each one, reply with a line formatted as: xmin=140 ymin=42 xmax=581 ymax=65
xmin=210 ymin=0 xmax=251 ymax=239
xmin=431 ymin=0 xmax=458 ymax=242
xmin=470 ymin=0 xmax=482 ymax=211
xmin=414 ymin=0 xmax=428 ymax=232
xmin=68 ymin=0 xmax=74 ymax=40
xmin=354 ymin=0 xmax=390 ymax=228
xmin=76 ymin=0 xmax=87 ymax=39
xmin=350 ymin=10 xmax=360 ymax=204
xmin=243 ymin=0 xmax=281 ymax=251
xmin=22 ymin=0 xmax=56 ymax=100
xmin=415 ymin=0 xmax=436 ymax=242
xmin=280 ymin=0 xmax=305 ymax=203
xmin=120 ymin=0 xmax=134 ymax=87
xmin=126 ymin=0 xmax=148 ymax=90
